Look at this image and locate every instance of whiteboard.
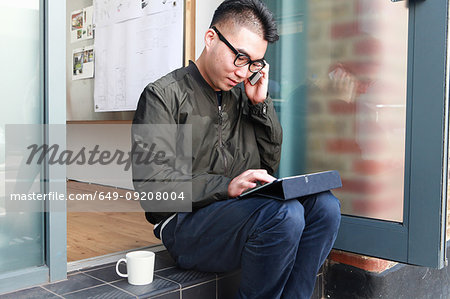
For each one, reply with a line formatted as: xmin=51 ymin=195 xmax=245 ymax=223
xmin=93 ymin=0 xmax=184 ymax=112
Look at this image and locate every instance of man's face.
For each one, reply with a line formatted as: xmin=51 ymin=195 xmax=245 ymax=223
xmin=205 ymin=25 xmax=268 ymax=91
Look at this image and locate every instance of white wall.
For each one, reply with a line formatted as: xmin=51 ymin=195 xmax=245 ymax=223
xmin=67 ymin=0 xmax=223 ymax=187
xmin=67 ymin=0 xmax=222 ymax=119
xmin=195 ymin=0 xmax=222 ymax=59
xmin=67 ymin=124 xmax=133 ymax=189
xmin=66 ymin=0 xmax=134 ymax=121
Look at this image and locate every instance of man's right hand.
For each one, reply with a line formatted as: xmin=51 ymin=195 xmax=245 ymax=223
xmin=228 ymin=169 xmax=276 ymax=198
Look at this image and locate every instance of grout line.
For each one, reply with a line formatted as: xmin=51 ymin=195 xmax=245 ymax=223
xmin=65 ymin=260 xmax=222 ymax=298
xmin=67 ymin=244 xmax=166 ymax=272
xmin=179 ymin=278 xmax=217 ymax=291
xmin=79 ymin=257 xmax=177 ymax=274
xmin=41 ymin=272 xmax=108 ymax=297
xmin=83 ymin=271 xmax=180 ymax=299
xmin=154 ymin=274 xmax=183 ymax=289
xmin=82 ymin=272 xmax=128 ymax=287
xmin=39 ymin=286 xmax=65 ymax=299
xmin=102 ymin=280 xmax=139 ymax=299
xmin=57 ymin=275 xmax=137 ymax=299
xmin=81 ymin=263 xmax=116 ymax=273
xmin=79 ymin=272 xmax=109 ymax=284
xmin=82 ymin=271 xmax=116 ymax=284
xmin=59 ymin=282 xmax=109 ymax=296
xmin=150 ymin=289 xmax=181 ymax=299
xmin=60 ymin=272 xmax=113 ymax=295
xmin=103 ymin=278 xmax=125 ymax=284
xmin=81 ymin=257 xmax=176 ymax=274
xmin=67 ymin=271 xmax=81 ymax=277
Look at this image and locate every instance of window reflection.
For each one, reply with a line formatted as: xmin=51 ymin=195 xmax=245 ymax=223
xmin=265 ymin=0 xmax=408 ymax=222
xmin=0 ymin=0 xmax=44 ymax=274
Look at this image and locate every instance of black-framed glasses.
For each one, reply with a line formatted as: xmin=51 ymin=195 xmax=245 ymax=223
xmin=211 ymin=26 xmax=265 ymax=73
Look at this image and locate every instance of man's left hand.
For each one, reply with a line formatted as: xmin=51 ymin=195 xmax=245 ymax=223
xmin=244 ymin=63 xmax=269 ymax=105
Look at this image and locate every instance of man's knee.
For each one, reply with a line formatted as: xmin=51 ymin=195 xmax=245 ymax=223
xmin=313 ymin=191 xmax=341 ymax=231
xmin=266 ymin=199 xmax=305 ymax=240
xmin=284 ymin=199 xmax=305 ymax=229
xmin=251 ymin=199 xmax=305 ymax=241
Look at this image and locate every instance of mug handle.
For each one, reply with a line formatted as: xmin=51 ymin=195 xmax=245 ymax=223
xmin=115 ymin=258 xmax=128 ymax=277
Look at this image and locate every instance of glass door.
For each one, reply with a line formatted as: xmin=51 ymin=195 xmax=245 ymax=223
xmin=0 ymin=0 xmax=45 ymax=275
xmin=263 ymin=0 xmax=449 ymax=267
xmin=265 ymin=0 xmax=408 ymax=222
xmin=0 ymin=0 xmax=67 ymax=293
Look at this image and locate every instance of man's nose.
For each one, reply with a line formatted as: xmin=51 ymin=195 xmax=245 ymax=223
xmin=235 ymin=66 xmax=249 ymax=79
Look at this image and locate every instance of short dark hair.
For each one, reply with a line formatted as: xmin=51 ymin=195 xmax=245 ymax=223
xmin=210 ymin=0 xmax=279 ymax=43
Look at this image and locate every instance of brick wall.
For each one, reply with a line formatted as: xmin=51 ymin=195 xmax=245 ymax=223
xmin=306 ymin=0 xmax=408 ymax=222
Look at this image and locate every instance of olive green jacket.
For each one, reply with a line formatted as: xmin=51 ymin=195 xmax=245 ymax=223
xmin=132 ymin=61 xmax=282 ymax=224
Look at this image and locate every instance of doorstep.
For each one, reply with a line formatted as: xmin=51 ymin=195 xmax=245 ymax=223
xmin=0 ymin=250 xmax=323 ymax=299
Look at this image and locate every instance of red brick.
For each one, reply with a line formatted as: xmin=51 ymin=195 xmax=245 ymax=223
xmin=354 ymin=38 xmax=382 ymax=55
xmin=326 ymin=139 xmax=361 ymax=154
xmin=355 ymin=1 xmax=383 ymax=16
xmin=356 ymin=119 xmax=405 ymax=134
xmin=329 ymin=250 xmax=395 ymax=273
xmin=358 ymin=139 xmax=389 ymax=154
xmin=340 ymin=178 xmax=383 ymax=194
xmin=328 ymin=100 xmax=356 ymax=114
xmin=352 ymin=197 xmax=402 ymax=214
xmin=331 ymin=22 xmax=360 ymax=39
xmin=357 ymin=79 xmax=372 ymax=94
xmin=353 ymin=159 xmax=389 ymax=175
xmin=334 ymin=139 xmax=385 ymax=155
xmin=342 ymin=61 xmax=381 ymax=76
xmin=354 ymin=123 xmax=385 ymax=135
xmin=370 ymin=80 xmax=408 ymax=97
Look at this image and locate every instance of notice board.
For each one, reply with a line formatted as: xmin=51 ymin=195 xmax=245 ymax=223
xmin=93 ymin=0 xmax=184 ymax=112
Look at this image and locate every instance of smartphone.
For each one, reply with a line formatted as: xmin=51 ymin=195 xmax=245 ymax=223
xmin=249 ymin=71 xmax=262 ymax=85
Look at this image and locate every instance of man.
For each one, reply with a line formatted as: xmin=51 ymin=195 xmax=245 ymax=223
xmin=132 ymin=0 xmax=341 ymax=298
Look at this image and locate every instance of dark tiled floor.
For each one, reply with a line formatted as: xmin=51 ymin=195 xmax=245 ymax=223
xmin=44 ymin=273 xmax=104 ymax=295
xmin=0 ymin=287 xmax=61 ymax=299
xmin=0 ymin=250 xmax=323 ymax=299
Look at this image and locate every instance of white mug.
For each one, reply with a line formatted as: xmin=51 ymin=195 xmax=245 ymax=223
xmin=116 ymin=251 xmax=155 ymax=285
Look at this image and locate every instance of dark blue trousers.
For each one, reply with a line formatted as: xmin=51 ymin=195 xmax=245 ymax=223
xmin=159 ymin=191 xmax=341 ymax=299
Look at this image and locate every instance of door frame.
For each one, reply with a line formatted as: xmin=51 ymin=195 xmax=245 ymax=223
xmin=334 ymin=0 xmax=449 ymax=269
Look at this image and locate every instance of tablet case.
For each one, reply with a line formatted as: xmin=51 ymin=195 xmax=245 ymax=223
xmin=237 ymin=170 xmax=342 ymax=201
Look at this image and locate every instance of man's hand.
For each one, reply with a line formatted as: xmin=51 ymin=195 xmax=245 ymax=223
xmin=328 ymin=64 xmax=359 ymax=103
xmin=244 ymin=63 xmax=269 ymax=105
xmin=228 ymin=169 xmax=276 ymax=198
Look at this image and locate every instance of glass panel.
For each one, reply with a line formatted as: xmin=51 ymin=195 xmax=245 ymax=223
xmin=446 ymin=1 xmax=450 ymax=248
xmin=447 ymin=124 xmax=450 ymax=245
xmin=264 ymin=0 xmax=408 ymax=222
xmin=0 ymin=0 xmax=44 ymax=274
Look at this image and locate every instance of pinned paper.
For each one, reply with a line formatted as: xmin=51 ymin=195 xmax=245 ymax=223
xmin=71 ymin=6 xmax=94 ymax=43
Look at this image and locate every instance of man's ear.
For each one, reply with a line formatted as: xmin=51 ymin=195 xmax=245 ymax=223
xmin=204 ymin=28 xmax=216 ymax=50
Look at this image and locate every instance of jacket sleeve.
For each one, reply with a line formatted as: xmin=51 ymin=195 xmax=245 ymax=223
xmin=132 ymin=84 xmax=232 ymax=213
xmin=247 ymin=95 xmax=283 ymax=175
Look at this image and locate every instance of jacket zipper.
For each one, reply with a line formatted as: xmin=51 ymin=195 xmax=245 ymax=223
xmin=218 ymin=105 xmax=228 ymax=174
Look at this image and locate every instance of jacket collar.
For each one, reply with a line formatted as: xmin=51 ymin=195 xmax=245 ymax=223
xmin=186 ymin=60 xmax=217 ymax=96
xmin=187 ymin=60 xmax=240 ymax=107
